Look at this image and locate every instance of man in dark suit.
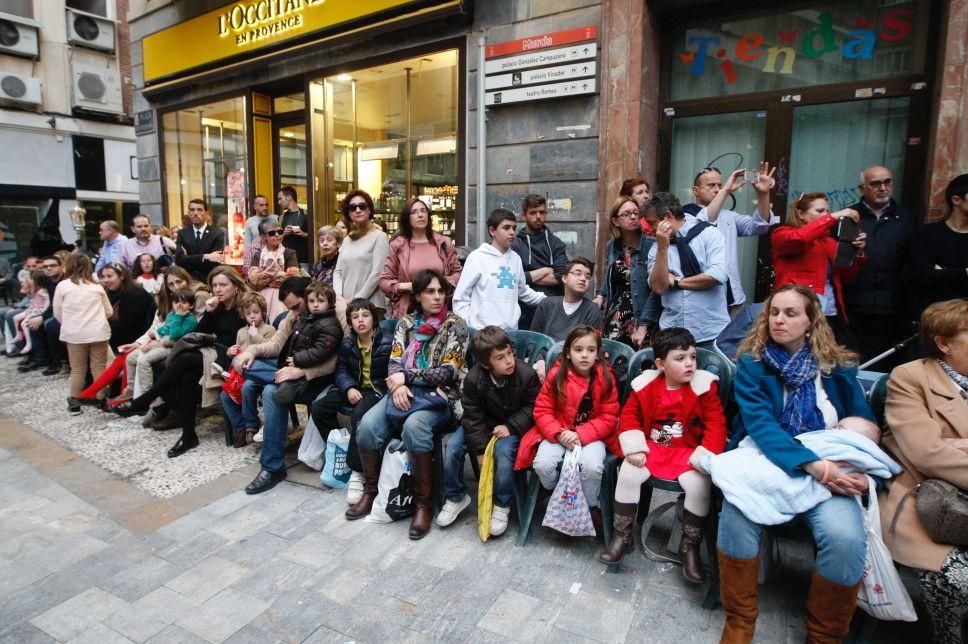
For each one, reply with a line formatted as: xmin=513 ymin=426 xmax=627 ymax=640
xmin=176 ymin=199 xmax=227 ymax=282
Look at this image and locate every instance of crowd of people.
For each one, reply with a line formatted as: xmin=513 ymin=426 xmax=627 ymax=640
xmin=0 ymin=170 xmax=966 ymax=643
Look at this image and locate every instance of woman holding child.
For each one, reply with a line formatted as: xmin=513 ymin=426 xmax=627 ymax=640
xmin=882 ymin=299 xmax=968 ymax=643
xmin=718 ymin=283 xmax=875 ymax=643
xmin=110 ymin=266 xmax=249 ymax=458
xmin=347 ymin=268 xmax=468 ymax=540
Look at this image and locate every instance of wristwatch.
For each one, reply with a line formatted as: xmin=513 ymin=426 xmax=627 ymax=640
xmin=673 ymin=277 xmax=681 ymax=289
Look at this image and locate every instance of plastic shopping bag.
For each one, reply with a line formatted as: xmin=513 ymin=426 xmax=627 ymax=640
xmin=542 ymin=445 xmax=596 ymax=537
xmin=856 ymin=477 xmax=918 ymax=621
xmin=478 ymin=436 xmax=497 ymax=542
xmin=320 ymin=428 xmax=351 ymax=488
xmin=221 ymin=368 xmax=245 ymax=405
xmin=296 ymin=414 xmax=325 ymax=471
xmin=367 ymin=440 xmax=413 ymax=523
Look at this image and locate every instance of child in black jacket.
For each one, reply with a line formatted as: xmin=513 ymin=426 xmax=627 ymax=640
xmin=438 ymin=325 xmax=540 ymax=537
xmin=310 ymin=298 xmax=392 ymax=503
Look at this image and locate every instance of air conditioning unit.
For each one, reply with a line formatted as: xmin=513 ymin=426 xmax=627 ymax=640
xmin=0 ymin=15 xmax=40 ymax=59
xmin=66 ymin=8 xmax=115 ymax=53
xmin=0 ymin=72 xmax=41 ymax=106
xmin=71 ymin=62 xmax=122 ymax=114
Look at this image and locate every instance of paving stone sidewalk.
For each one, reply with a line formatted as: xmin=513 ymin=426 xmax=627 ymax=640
xmin=0 ymin=442 xmax=925 ymax=643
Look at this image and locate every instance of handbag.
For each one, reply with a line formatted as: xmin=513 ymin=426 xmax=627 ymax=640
xmin=542 ymin=445 xmax=596 ymax=537
xmin=320 ymin=428 xmax=352 ymax=488
xmin=385 ymin=386 xmax=448 ymax=431
xmin=478 ymin=436 xmax=497 ymax=542
xmin=856 ymin=477 xmax=918 ymax=621
xmin=890 ymin=478 xmax=968 ymax=548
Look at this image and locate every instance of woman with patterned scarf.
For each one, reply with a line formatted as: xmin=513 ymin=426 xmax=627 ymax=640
xmin=347 ymin=268 xmax=468 ymax=540
xmin=718 ymin=283 xmax=874 ymax=644
xmin=881 ymin=299 xmax=968 ymax=643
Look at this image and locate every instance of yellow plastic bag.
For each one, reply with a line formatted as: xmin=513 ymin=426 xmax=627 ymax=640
xmin=477 ymin=436 xmax=497 ymax=542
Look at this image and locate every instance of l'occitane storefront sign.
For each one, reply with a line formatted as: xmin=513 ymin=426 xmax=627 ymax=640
xmin=143 ymin=0 xmax=442 ymax=83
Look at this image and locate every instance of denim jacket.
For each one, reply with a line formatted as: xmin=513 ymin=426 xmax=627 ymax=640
xmin=596 ymin=235 xmax=660 ymax=325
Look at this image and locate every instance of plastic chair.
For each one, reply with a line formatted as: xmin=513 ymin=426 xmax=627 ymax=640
xmin=506 ymin=330 xmax=554 ymax=367
xmin=601 ymin=339 xmax=635 ymax=402
xmin=868 ymin=372 xmax=890 ymax=429
xmin=379 ymin=319 xmax=398 ymax=335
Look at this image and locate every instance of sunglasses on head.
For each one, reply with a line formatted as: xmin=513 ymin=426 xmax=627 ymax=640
xmin=347 ymin=202 xmax=368 ymax=212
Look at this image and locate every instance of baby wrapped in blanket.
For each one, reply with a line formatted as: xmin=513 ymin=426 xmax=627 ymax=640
xmin=701 ymin=417 xmax=902 ymax=525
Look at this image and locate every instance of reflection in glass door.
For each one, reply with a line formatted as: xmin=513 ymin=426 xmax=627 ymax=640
xmin=275 ymin=123 xmax=308 ymax=209
xmin=669 ymin=110 xmax=768 ymax=304
xmin=789 ymin=97 xmax=909 ymax=210
xmin=311 ymin=50 xmax=459 ymax=241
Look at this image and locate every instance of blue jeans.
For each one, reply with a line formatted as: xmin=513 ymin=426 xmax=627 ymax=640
xmin=220 ymin=359 xmax=277 ymax=432
xmin=717 ymin=495 xmax=867 ymax=585
xmin=444 ymin=426 xmax=519 ymax=508
xmin=356 ymin=395 xmax=451 ymax=455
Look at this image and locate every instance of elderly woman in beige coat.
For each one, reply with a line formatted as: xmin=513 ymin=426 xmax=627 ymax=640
xmin=882 ymin=298 xmax=968 ymax=643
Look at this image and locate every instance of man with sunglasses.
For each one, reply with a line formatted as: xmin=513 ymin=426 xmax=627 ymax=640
xmin=845 ymin=166 xmax=916 ymax=368
xmin=686 ymin=164 xmax=778 ymax=314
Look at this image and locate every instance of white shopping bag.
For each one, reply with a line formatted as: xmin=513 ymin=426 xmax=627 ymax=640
xmin=296 ymin=415 xmax=325 ymax=471
xmin=542 ymin=445 xmax=596 ymax=537
xmin=366 ymin=440 xmax=413 ymax=524
xmin=856 ymin=477 xmax=918 ymax=621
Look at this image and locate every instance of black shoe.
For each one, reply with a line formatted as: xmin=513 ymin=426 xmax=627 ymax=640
xmin=74 ymin=397 xmax=100 ymax=407
xmin=107 ymin=400 xmax=149 ymax=417
xmin=245 ymin=469 xmax=287 ymax=495
xmin=17 ymin=361 xmax=43 ymax=372
xmin=42 ymin=364 xmax=61 ymax=376
xmin=16 ymin=356 xmax=31 ymax=365
xmin=67 ymin=397 xmax=82 ymax=415
xmin=166 ymin=436 xmax=199 ymax=458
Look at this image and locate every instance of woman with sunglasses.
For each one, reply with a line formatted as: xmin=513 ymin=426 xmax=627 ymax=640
xmin=593 ymin=196 xmax=659 ymax=348
xmin=380 ymin=197 xmax=462 ymax=319
xmin=333 ymin=190 xmax=390 ymax=313
xmin=247 ymin=219 xmax=299 ymax=322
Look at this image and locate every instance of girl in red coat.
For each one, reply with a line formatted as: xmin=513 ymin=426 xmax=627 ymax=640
xmin=770 ymin=192 xmax=866 ymax=348
xmin=515 ymin=325 xmax=620 ymax=530
xmin=599 ymin=328 xmax=727 ymax=582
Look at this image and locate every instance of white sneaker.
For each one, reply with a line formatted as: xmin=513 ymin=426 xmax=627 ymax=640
xmin=436 ymin=494 xmax=471 ymax=527
xmin=346 ymin=471 xmax=365 ymax=505
xmin=252 ymin=427 xmax=264 ymax=443
xmin=490 ymin=505 xmax=510 ymax=536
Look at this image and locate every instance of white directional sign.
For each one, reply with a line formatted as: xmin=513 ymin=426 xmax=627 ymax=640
xmin=485 ymin=79 xmax=597 ymax=106
xmin=483 ymin=43 xmax=597 ymax=75
xmin=485 ymin=61 xmax=597 ymax=91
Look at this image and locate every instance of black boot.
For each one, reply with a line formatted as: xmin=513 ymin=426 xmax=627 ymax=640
xmin=345 ymin=448 xmax=381 ymax=520
xmin=679 ymin=509 xmax=707 ymax=583
xmin=599 ymin=502 xmax=636 ymax=565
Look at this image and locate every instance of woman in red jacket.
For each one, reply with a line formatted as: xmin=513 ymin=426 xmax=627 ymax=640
xmin=771 ymin=192 xmax=866 ymax=348
xmin=515 ymin=325 xmax=621 ymax=529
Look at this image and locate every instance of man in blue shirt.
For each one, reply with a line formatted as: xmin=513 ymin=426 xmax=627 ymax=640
xmin=94 ymin=221 xmax=127 ymax=275
xmin=648 ymin=192 xmax=729 ymax=348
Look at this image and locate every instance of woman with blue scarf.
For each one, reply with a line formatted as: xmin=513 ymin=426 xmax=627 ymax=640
xmin=718 ymin=284 xmax=874 ymax=644
xmin=347 ymin=269 xmax=468 ymax=539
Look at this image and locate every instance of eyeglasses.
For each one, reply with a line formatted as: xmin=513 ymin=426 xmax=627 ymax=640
xmin=567 ymin=270 xmax=592 ymax=279
xmin=265 ymin=230 xmax=284 ymax=237
xmin=615 ymin=210 xmax=640 ymax=219
xmin=347 ymin=203 xmax=368 ymax=211
xmin=866 ymin=178 xmax=893 ymax=188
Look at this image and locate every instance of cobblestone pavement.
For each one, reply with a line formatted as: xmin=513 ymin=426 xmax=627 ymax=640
xmin=0 ymin=411 xmax=926 ymax=642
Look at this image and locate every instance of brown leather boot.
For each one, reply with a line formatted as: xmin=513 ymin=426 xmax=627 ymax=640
xmin=718 ymin=549 xmax=759 ymax=644
xmin=805 ymin=570 xmax=860 ymax=644
xmin=408 ymin=452 xmax=434 ymax=540
xmin=679 ymin=509 xmax=707 ymax=583
xmin=345 ymin=448 xmax=381 ymax=520
xmin=599 ymin=502 xmax=636 ymax=565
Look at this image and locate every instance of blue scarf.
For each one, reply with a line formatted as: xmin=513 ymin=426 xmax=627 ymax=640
xmin=763 ymin=341 xmax=825 ymax=436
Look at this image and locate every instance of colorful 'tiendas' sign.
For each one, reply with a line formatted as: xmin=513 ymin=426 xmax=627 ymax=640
xmin=680 ymin=9 xmax=913 ymax=85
